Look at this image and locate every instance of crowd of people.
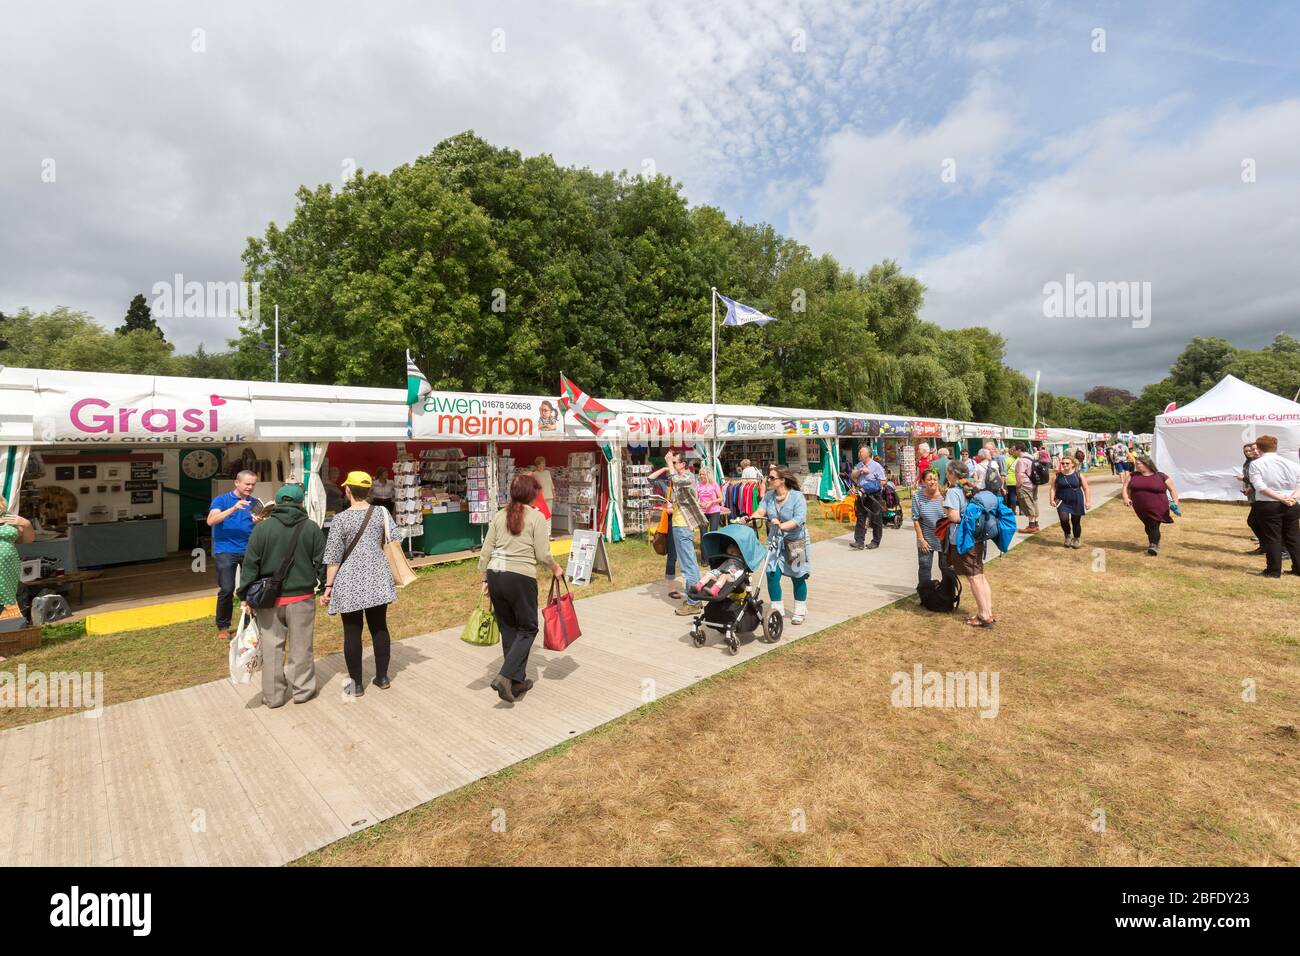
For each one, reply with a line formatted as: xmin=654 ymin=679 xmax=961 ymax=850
xmin=192 ymin=431 xmax=1299 ymax=710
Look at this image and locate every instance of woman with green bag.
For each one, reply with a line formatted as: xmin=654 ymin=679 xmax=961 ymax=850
xmin=478 ymin=473 xmax=565 ymax=703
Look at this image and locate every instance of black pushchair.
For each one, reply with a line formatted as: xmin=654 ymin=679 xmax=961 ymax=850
xmin=689 ymin=523 xmax=783 ymax=655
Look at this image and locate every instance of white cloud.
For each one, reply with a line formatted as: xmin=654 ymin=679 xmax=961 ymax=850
xmin=918 ymin=98 xmax=1300 ymax=393
xmin=788 ymin=82 xmax=1019 ymax=268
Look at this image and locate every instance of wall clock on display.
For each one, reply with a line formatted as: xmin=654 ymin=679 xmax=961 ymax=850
xmin=181 ymin=450 xmax=220 ymax=480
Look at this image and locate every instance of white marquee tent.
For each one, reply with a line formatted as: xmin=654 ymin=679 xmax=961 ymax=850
xmin=1154 ymin=375 xmax=1300 ymax=501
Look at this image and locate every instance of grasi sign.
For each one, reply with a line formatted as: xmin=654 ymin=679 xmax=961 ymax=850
xmin=36 ymin=388 xmax=254 ymax=443
xmin=413 ymin=392 xmax=560 ymax=440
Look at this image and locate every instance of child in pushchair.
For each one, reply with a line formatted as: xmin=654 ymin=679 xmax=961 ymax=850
xmin=688 ymin=523 xmax=784 ymax=655
xmin=689 ymin=541 xmax=747 ymax=600
xmin=880 ymin=473 xmax=904 ymax=529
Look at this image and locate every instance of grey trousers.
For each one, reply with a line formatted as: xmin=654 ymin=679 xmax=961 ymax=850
xmin=256 ymin=600 xmax=318 ymax=707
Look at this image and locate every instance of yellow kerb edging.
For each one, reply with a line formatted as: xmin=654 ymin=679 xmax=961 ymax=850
xmin=85 ymin=596 xmax=216 ymax=635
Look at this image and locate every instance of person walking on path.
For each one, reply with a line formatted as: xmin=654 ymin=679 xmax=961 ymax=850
xmin=1013 ymin=444 xmax=1041 ymax=533
xmin=649 ymin=451 xmax=707 ymax=615
xmin=237 ymin=484 xmax=326 ymax=708
xmin=911 ymin=469 xmax=950 ymax=589
xmin=1244 ymin=434 xmax=1300 ymax=578
xmin=1121 ymin=455 xmax=1180 ymax=556
xmin=850 ymin=445 xmax=887 ymax=550
xmin=1049 ymin=454 xmax=1092 ymax=548
xmin=207 ymin=469 xmax=263 ymax=641
xmin=745 ymin=466 xmax=812 ymax=625
xmin=943 ymin=461 xmax=994 ymax=628
xmin=479 ymin=473 xmax=566 ymax=703
xmin=0 ymin=495 xmax=35 ymax=619
xmin=321 ymin=471 xmax=400 ymax=697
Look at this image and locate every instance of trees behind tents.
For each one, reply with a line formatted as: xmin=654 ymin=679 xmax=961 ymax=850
xmin=235 ymin=131 xmax=1035 ymax=423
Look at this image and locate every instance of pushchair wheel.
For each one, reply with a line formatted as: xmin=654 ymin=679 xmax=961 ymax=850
xmin=691 ymin=628 xmax=706 ymax=647
xmin=891 ymin=511 xmax=904 ymax=529
xmin=725 ymin=630 xmax=739 ymax=655
xmin=763 ymin=610 xmax=784 ymax=643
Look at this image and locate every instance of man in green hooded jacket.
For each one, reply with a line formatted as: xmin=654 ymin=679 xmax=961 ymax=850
xmin=237 ymin=484 xmax=326 ymax=707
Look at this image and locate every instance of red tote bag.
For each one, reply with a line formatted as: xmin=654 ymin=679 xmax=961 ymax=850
xmin=542 ymin=577 xmax=581 ymax=651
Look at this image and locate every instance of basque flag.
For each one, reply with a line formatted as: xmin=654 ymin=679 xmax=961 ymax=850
xmin=559 ymin=373 xmax=616 ymax=437
xmin=718 ymin=292 xmax=778 ymax=327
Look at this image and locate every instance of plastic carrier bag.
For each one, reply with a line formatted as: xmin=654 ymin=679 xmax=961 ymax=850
xmin=228 ymin=610 xmax=263 ymax=685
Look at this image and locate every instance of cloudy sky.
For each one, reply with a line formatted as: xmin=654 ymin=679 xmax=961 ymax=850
xmin=2 ymin=0 xmax=1297 ymax=396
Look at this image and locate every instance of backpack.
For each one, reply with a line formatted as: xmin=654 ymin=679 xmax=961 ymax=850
xmin=918 ymin=570 xmax=962 ymax=612
xmin=1030 ymin=459 xmax=1050 ymax=485
xmin=967 ymin=491 xmax=1002 ymax=544
xmin=983 ymin=463 xmax=1004 ymax=496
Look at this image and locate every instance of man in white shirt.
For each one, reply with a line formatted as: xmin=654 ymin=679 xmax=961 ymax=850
xmin=969 ymin=450 xmax=989 ymax=490
xmin=1247 ymin=435 xmax=1300 ymax=577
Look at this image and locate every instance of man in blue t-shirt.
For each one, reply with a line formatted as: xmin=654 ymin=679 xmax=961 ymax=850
xmin=207 ymin=469 xmax=262 ymax=640
xmin=850 ymin=445 xmax=888 ymax=550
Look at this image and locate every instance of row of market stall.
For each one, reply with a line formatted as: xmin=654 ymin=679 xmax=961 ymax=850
xmin=0 ymin=366 xmax=1135 ymax=579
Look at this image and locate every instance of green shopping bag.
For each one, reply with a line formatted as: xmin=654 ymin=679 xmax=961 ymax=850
xmin=460 ymin=597 xmax=501 ymax=647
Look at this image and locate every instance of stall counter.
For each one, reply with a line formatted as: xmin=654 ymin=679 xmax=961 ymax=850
xmin=416 ymin=511 xmax=478 ymax=556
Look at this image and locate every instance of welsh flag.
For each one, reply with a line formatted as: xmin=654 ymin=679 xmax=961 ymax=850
xmin=559 ymin=373 xmax=616 ymax=436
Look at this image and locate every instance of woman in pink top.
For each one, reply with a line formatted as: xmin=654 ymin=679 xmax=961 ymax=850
xmin=694 ymin=464 xmax=728 ymax=532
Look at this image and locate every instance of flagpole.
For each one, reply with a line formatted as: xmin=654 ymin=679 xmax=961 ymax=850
xmin=1031 ymin=369 xmax=1041 ymax=430
xmin=710 ymin=287 xmax=718 ymax=474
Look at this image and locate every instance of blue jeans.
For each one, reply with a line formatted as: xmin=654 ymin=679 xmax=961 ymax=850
xmin=671 ymin=525 xmax=700 ymax=605
xmin=917 ymin=543 xmax=950 ymax=590
xmin=214 ymin=551 xmax=244 ymax=630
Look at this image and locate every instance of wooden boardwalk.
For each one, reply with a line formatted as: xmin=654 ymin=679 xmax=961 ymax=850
xmin=0 ymin=482 xmax=1118 ymax=866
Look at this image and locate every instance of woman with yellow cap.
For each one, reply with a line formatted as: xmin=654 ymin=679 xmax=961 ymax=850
xmin=321 ymin=470 xmax=400 ymax=697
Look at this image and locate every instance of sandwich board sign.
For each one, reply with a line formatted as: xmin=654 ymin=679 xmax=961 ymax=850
xmin=566 ymin=529 xmax=612 ymax=585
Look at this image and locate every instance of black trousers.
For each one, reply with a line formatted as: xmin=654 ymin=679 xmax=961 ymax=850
xmin=854 ymin=491 xmax=884 ymax=545
xmin=487 ymin=570 xmax=539 ymax=683
xmin=1246 ymin=500 xmax=1263 ymax=542
xmin=1139 ymin=515 xmax=1163 ymax=547
xmin=1058 ymin=512 xmax=1082 ymax=538
xmin=1252 ymin=501 xmax=1300 ymax=573
xmin=341 ymin=603 xmax=390 ymax=685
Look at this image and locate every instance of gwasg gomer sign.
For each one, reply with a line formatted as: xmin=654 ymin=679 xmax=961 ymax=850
xmin=32 ymin=384 xmax=256 ymax=443
xmin=717 ymin=418 xmax=834 ymax=438
xmin=410 ymin=392 xmax=562 ymax=441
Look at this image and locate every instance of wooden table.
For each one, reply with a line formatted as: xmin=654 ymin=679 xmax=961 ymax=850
xmin=21 ymin=570 xmax=103 ymax=607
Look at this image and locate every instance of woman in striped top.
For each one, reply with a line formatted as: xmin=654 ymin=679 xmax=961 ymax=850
xmin=911 ymin=469 xmax=950 ymax=589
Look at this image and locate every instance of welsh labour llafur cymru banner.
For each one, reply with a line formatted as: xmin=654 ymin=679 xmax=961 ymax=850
xmin=410 ymin=391 xmax=561 ymax=440
xmin=32 ymin=382 xmax=256 ymax=444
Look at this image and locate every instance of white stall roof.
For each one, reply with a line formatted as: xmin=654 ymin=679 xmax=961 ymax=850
xmin=0 ymin=366 xmax=409 ymax=443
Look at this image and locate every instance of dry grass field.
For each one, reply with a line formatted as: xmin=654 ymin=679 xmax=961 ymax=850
xmin=300 ymin=495 xmax=1300 ymax=866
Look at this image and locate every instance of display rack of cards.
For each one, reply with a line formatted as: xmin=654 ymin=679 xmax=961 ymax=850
xmin=495 ymin=452 xmax=515 ymax=507
xmin=550 ymin=465 xmax=572 ymax=534
xmin=566 ymin=452 xmax=599 ymax=532
xmin=622 ymin=463 xmax=653 ymax=534
xmin=392 ymin=458 xmax=423 ymax=551
xmin=466 ymin=455 xmax=493 ymax=525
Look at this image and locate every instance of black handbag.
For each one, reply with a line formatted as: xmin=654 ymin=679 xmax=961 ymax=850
xmin=244 ymin=521 xmax=308 ymax=609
